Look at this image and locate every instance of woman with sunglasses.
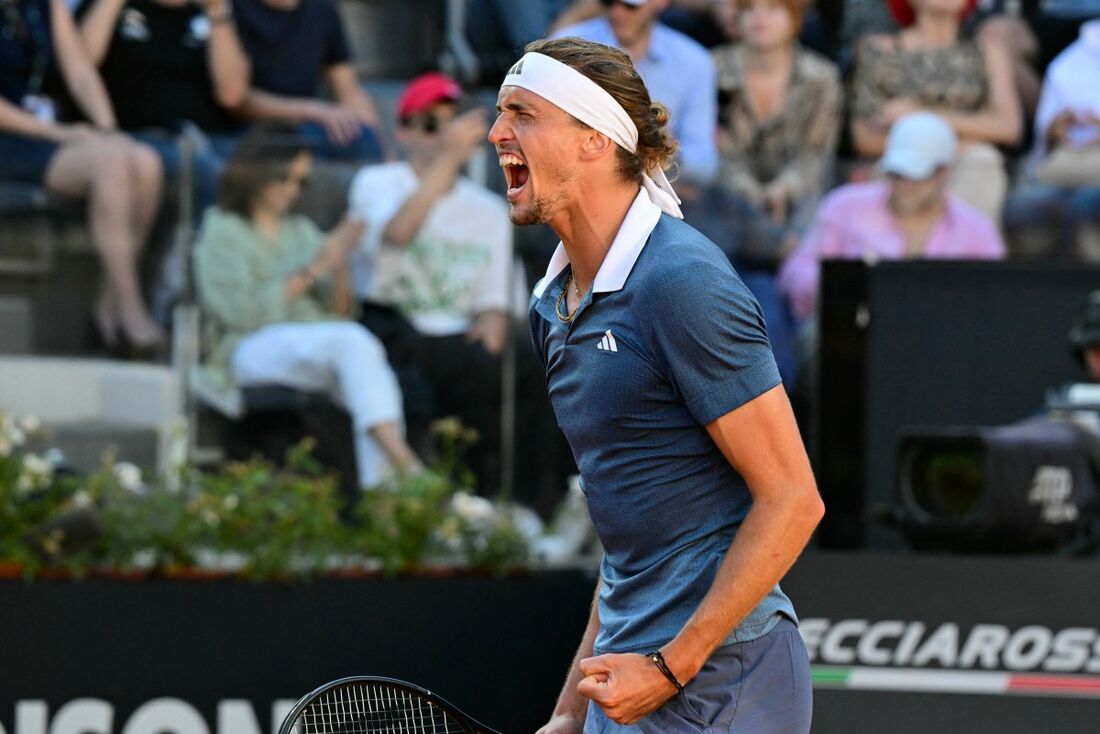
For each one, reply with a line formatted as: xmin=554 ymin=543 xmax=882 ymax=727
xmin=848 ymin=0 xmax=1022 ymax=223
xmin=194 ymin=121 xmax=423 ymax=489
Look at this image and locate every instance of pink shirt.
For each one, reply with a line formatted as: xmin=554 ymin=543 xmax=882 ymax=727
xmin=777 ymin=181 xmax=1006 ymax=320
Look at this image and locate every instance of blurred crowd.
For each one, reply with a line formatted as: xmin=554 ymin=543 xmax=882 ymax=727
xmin=2 ymin=0 xmax=1099 ymax=507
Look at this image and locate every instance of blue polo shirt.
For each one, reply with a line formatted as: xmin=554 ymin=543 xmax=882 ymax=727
xmin=530 ymin=189 xmax=796 ymax=655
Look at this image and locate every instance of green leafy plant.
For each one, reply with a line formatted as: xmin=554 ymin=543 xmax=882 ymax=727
xmin=0 ymin=411 xmax=534 ymax=580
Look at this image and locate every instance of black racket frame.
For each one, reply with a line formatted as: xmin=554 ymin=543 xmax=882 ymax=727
xmin=277 ymin=675 xmax=503 ymax=734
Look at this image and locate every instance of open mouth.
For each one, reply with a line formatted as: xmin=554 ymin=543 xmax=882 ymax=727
xmin=499 ymin=153 xmax=530 ymax=201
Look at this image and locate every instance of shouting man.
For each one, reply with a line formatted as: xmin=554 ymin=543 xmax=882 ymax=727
xmin=490 ymin=37 xmax=823 ymax=734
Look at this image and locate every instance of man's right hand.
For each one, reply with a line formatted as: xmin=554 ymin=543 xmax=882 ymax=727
xmin=534 ymin=713 xmax=584 ymax=734
xmin=442 ymin=108 xmax=489 ymax=162
xmin=1046 ymin=109 xmax=1077 ymax=150
xmin=310 ymin=101 xmax=364 ymax=146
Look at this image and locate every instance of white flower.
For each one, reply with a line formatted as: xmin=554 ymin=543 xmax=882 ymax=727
xmin=201 ymin=509 xmax=221 ymax=527
xmin=507 ymin=505 xmax=545 ymax=542
xmin=222 ymin=494 xmax=240 ymax=511
xmin=451 ymin=492 xmax=496 ymax=524
xmin=8 ymin=427 xmax=25 ymax=447
xmin=71 ymin=490 xmax=94 ymax=510
xmin=113 ymin=462 xmax=144 ymax=493
xmin=16 ymin=453 xmax=54 ymax=495
xmin=19 ymin=415 xmax=41 ymax=434
xmin=16 ymin=474 xmax=34 ymax=495
xmin=22 ymin=452 xmax=52 ymax=477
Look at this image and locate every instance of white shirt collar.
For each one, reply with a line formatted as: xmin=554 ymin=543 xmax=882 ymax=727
xmin=532 ymin=187 xmax=662 ymax=298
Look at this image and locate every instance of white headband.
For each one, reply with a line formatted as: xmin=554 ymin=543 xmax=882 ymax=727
xmin=502 ymin=52 xmax=683 ymax=219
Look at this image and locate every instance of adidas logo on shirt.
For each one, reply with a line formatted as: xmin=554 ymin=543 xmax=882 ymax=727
xmin=596 ymin=330 xmax=618 ymax=353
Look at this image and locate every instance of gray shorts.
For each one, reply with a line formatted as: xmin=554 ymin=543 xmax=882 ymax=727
xmin=584 ymin=618 xmax=812 ymax=734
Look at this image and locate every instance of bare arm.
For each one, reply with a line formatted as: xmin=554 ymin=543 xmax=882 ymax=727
xmin=0 ymin=97 xmax=71 ymax=140
xmin=850 ymin=116 xmax=888 ymax=157
xmin=51 ymin=0 xmax=116 ymax=128
xmin=381 ymin=109 xmax=486 ymax=246
xmin=663 ymin=386 xmax=823 ymax=676
xmin=238 ymin=88 xmax=322 ymax=123
xmin=577 ymin=385 xmax=823 ymax=725
xmin=535 ymin=580 xmax=601 ymax=734
xmin=937 ymin=38 xmax=1022 ymax=146
xmin=237 ymin=88 xmax=367 ymax=146
xmin=76 ymin=0 xmax=126 ymax=66
xmin=205 ymin=0 xmax=251 ymax=109
xmin=284 ymin=216 xmax=365 ymax=300
xmin=325 ymin=63 xmax=381 ymax=127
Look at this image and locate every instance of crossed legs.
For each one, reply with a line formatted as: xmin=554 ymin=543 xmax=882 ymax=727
xmin=45 ymin=132 xmax=165 ymax=349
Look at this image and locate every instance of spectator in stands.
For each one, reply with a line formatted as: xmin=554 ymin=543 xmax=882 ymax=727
xmin=848 ymin=0 xmax=1022 ymax=223
xmin=1004 ymin=17 xmax=1100 ymax=259
xmin=713 ymin=0 xmax=841 ymax=262
xmin=232 ymin=0 xmax=384 ymax=162
xmin=465 ymin=0 xmax=573 ymax=82
xmin=552 ymin=0 xmax=720 ymax=186
xmin=75 ymin=0 xmax=251 ymax=214
xmin=779 ymin=112 xmax=1006 ymax=320
xmin=194 ymin=122 xmax=422 ymax=488
xmin=0 ymin=0 xmax=165 ymax=353
xmin=705 ymin=0 xmax=840 ymax=386
xmin=346 ymin=73 xmax=512 ymax=490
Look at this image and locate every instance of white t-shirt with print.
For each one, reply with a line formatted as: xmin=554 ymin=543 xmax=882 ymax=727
xmin=348 ymin=161 xmax=513 ymax=336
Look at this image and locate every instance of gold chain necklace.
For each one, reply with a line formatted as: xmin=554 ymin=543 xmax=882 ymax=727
xmin=555 ymin=271 xmax=582 ymax=323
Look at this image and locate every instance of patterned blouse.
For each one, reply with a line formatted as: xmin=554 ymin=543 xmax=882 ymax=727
xmin=849 ymin=36 xmax=991 ymax=121
xmin=712 ymin=43 xmax=842 ymax=203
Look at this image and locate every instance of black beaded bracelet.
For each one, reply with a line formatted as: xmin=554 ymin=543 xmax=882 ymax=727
xmin=646 ymin=650 xmax=685 ymax=694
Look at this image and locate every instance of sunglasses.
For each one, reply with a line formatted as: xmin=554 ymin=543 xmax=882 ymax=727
xmin=401 ymin=113 xmax=450 ymax=134
xmin=420 ymin=114 xmax=444 ymax=134
xmin=599 ymin=0 xmax=644 ymax=8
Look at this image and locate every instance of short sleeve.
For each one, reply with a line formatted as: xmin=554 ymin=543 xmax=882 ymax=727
xmin=321 ymin=0 xmax=351 ymax=67
xmin=347 ymin=165 xmax=410 ymax=254
xmin=471 ymin=197 xmax=513 ymax=314
xmin=643 ymin=254 xmax=781 ymax=426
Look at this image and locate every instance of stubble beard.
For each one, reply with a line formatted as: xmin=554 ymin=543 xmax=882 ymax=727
xmin=507 ymin=163 xmax=576 ymax=227
xmin=508 ymin=195 xmax=555 ymax=226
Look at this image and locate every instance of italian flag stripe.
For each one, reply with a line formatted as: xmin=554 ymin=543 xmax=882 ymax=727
xmin=812 ymin=666 xmax=1100 ymax=698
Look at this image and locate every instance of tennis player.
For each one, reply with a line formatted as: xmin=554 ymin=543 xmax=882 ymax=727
xmin=489 ymin=37 xmax=824 ymax=734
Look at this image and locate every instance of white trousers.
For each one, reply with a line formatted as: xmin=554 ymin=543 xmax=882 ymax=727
xmin=231 ymin=321 xmax=404 ymax=488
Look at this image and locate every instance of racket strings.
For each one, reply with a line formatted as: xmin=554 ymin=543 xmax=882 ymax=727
xmin=293 ymin=683 xmax=465 ymax=733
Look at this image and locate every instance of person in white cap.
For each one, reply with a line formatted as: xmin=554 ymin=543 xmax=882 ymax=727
xmin=779 ymin=111 xmax=1006 ymax=322
xmin=490 ymin=36 xmax=822 ymax=734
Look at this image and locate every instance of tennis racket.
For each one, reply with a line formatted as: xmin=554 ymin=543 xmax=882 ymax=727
xmin=277 ymin=676 xmax=502 ymax=734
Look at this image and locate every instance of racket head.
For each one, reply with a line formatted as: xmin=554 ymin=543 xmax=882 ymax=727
xmin=277 ymin=675 xmax=501 ymax=734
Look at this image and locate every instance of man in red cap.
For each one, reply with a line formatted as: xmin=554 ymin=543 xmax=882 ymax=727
xmin=345 ymin=72 xmax=514 ymax=490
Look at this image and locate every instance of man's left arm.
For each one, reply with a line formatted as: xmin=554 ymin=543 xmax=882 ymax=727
xmin=667 ymin=385 xmax=823 ymax=676
xmin=578 ymin=385 xmax=823 ymax=725
xmin=325 ymin=62 xmax=382 ymax=130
